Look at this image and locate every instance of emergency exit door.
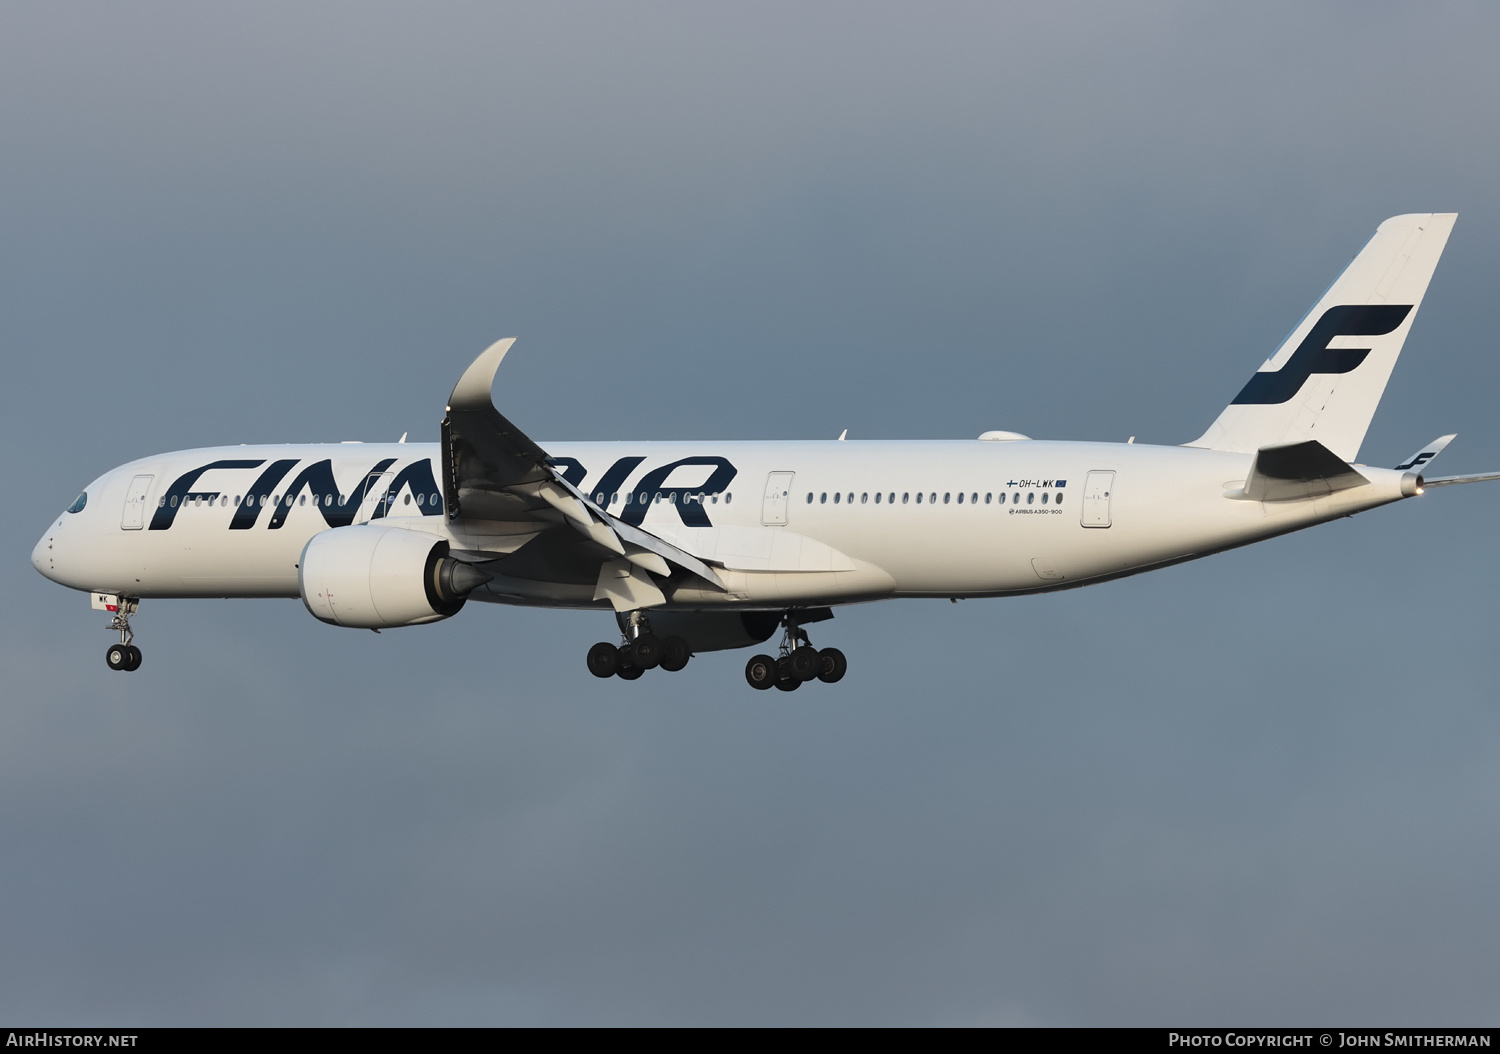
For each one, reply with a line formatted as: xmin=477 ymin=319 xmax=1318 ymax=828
xmin=353 ymin=472 xmax=396 ymax=525
xmin=1081 ymin=471 xmax=1114 ymax=528
xmin=761 ymin=471 xmax=795 ymax=526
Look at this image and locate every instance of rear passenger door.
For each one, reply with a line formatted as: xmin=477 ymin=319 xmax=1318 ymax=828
xmin=1081 ymin=471 xmax=1114 ymax=528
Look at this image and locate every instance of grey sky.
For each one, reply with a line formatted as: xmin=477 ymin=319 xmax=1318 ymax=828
xmin=3 ymin=3 xmax=1499 ymax=1024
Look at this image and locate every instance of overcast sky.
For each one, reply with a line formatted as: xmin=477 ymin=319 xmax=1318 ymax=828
xmin=4 ymin=2 xmax=1500 ymax=1025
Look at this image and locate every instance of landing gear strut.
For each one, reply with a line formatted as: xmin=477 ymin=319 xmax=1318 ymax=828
xmin=745 ymin=612 xmax=845 ymax=692
xmin=104 ymin=598 xmax=142 ymax=672
xmin=584 ymin=611 xmax=692 ymax=681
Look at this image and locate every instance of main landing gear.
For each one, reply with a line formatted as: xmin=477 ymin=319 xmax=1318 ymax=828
xmin=586 ymin=611 xmax=692 ymax=681
xmin=104 ymin=598 xmax=142 ymax=672
xmin=744 ymin=613 xmax=845 ymax=692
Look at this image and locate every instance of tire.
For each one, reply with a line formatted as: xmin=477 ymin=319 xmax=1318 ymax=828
xmin=616 ymin=664 xmax=644 ymax=680
xmin=789 ymin=645 xmax=821 ymax=682
xmin=658 ymin=636 xmax=691 ymax=672
xmin=816 ymin=647 xmax=847 ymax=684
xmin=773 ymin=656 xmax=802 ymax=691
xmin=123 ymin=645 xmax=142 ymax=672
xmin=586 ymin=642 xmax=620 ymax=678
xmin=631 ymin=634 xmax=662 ymax=670
xmin=106 ymin=644 xmax=128 ymax=671
xmin=745 ymin=654 xmax=777 ymax=690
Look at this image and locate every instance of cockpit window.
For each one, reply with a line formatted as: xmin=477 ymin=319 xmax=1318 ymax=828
xmin=66 ymin=492 xmax=87 ymax=514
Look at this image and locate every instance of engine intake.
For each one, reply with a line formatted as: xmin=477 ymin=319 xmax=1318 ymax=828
xmin=300 ymin=525 xmax=491 ymax=629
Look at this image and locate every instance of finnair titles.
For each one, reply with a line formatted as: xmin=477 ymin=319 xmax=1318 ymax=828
xmin=33 ymin=214 xmax=1500 ymax=689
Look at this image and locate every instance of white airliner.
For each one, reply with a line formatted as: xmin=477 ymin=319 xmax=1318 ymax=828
xmin=31 ymin=213 xmax=1500 ymax=688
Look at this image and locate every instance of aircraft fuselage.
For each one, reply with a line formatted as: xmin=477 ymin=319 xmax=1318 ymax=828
xmin=33 ymin=439 xmax=1413 ymax=610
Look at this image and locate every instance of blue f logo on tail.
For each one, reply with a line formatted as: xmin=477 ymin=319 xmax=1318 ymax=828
xmin=1231 ymin=304 xmax=1413 ymax=405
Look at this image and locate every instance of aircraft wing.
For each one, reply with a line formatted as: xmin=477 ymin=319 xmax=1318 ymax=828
xmin=442 ymin=337 xmax=554 ymax=520
xmin=439 ymin=339 xmax=724 ymax=606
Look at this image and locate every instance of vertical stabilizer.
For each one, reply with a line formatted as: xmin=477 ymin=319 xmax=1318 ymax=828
xmin=1188 ymin=213 xmax=1456 ymax=461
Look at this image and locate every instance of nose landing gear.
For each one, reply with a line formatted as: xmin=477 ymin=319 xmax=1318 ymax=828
xmin=745 ymin=613 xmax=845 ymax=692
xmin=104 ymin=598 xmax=142 ymax=672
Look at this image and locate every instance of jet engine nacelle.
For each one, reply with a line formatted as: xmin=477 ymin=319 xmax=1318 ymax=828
xmin=299 ymin=524 xmax=491 ymax=629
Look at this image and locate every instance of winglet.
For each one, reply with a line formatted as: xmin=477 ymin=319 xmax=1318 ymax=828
xmin=447 ymin=337 xmax=517 ymax=412
xmin=1395 ymin=434 xmax=1456 ymax=472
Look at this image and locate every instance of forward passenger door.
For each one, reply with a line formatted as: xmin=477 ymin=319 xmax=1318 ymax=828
xmin=120 ymin=475 xmax=154 ymax=530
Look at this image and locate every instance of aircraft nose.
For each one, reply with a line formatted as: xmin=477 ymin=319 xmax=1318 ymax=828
xmin=32 ymin=523 xmax=61 ymax=582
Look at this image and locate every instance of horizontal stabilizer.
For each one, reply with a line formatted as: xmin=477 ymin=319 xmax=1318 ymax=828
xmin=1235 ymin=439 xmax=1369 ymax=502
xmin=1395 ymin=434 xmax=1456 ymax=472
xmin=1419 ymin=471 xmax=1500 ymax=489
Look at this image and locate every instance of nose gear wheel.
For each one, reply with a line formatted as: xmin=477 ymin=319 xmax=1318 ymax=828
xmin=104 ymin=599 xmax=143 ymax=672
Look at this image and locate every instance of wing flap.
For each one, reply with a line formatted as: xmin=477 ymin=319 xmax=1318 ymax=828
xmin=593 ymin=559 xmax=667 ymax=611
xmin=644 ymin=524 xmax=859 ymax=572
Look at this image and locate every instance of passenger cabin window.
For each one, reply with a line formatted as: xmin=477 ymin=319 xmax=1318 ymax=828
xmin=1027 ymin=492 xmax=1035 ymax=504
xmin=834 ymin=492 xmax=841 ymax=504
xmin=861 ymin=493 xmax=868 ymax=504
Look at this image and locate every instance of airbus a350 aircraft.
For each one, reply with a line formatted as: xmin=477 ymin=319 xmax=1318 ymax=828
xmin=32 ymin=213 xmax=1500 ymax=689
